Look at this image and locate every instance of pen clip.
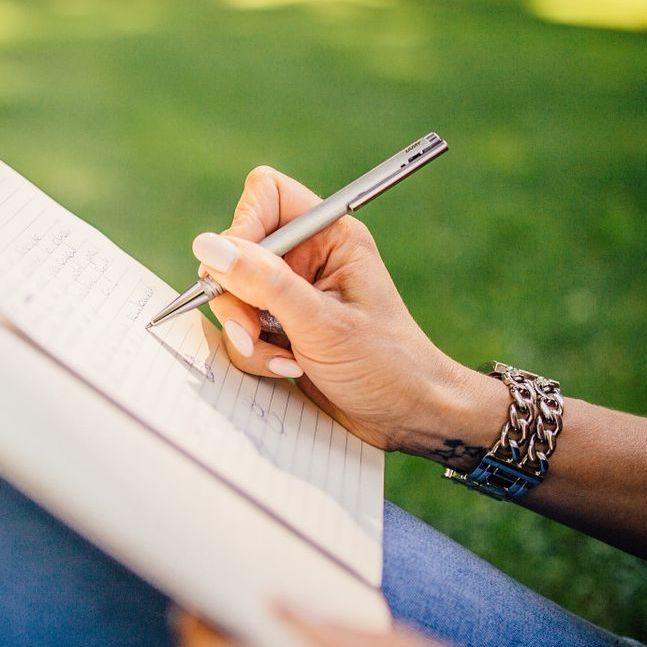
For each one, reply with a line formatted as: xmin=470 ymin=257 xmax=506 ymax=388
xmin=347 ymin=134 xmax=448 ymax=213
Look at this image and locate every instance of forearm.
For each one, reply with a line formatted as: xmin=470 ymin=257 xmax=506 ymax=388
xmin=521 ymin=398 xmax=647 ymax=557
xmin=408 ymin=355 xmax=647 ymax=557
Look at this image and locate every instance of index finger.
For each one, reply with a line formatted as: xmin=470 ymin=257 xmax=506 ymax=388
xmin=223 ymin=166 xmax=321 ymax=242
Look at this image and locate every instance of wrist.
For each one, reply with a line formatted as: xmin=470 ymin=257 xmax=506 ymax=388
xmin=401 ymin=351 xmax=509 ymax=471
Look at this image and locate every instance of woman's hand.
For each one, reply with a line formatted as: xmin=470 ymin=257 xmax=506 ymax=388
xmin=193 ymin=166 xmax=647 ymax=556
xmin=176 ymin=609 xmax=443 ymax=647
xmin=192 ymin=166 xmax=506 ymax=466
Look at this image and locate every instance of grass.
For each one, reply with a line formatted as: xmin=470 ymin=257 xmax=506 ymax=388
xmin=1 ymin=0 xmax=645 ymax=640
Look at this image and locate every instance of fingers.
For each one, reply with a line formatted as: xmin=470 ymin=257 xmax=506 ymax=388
xmin=224 ymin=330 xmax=303 ymax=379
xmin=208 ymin=292 xmax=261 ymax=356
xmin=274 ymin=603 xmax=439 ymax=647
xmin=202 ymin=262 xmax=303 ymax=379
xmin=224 ymin=166 xmax=321 ymax=242
xmin=173 ymin=607 xmax=440 ymax=647
xmin=174 ymin=611 xmax=242 ymax=647
xmin=193 ymin=232 xmax=328 ymax=339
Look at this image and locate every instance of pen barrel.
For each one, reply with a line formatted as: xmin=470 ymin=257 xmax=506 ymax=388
xmin=259 ymin=132 xmax=447 ymax=256
xmin=259 ymin=191 xmax=353 ymax=256
xmin=146 ymin=133 xmax=446 ymax=328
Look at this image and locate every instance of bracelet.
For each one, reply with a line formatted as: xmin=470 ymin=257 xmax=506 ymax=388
xmin=443 ymin=361 xmax=564 ymax=501
xmin=521 ymin=373 xmax=564 ymax=475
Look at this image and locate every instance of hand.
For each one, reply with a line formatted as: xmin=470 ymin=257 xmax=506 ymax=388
xmin=175 ymin=608 xmax=444 ymax=647
xmin=192 ymin=167 xmax=647 ymax=555
xmin=192 ymin=166 xmax=506 ymax=465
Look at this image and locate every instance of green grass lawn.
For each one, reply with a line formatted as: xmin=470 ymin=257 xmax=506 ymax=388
xmin=1 ymin=0 xmax=645 ymax=640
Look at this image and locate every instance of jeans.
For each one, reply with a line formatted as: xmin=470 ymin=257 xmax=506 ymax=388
xmin=0 ymin=479 xmax=640 ymax=647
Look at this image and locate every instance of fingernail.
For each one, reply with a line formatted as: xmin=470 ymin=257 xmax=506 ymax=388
xmin=193 ymin=233 xmax=238 ymax=272
xmin=224 ymin=320 xmax=254 ymax=357
xmin=268 ymin=357 xmax=303 ymax=378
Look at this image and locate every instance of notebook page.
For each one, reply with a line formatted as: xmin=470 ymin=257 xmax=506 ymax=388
xmin=0 ymin=324 xmax=392 ymax=647
xmin=0 ymin=162 xmax=384 ymax=586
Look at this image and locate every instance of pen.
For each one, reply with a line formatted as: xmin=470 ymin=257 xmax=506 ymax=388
xmin=146 ymin=131 xmax=448 ymax=329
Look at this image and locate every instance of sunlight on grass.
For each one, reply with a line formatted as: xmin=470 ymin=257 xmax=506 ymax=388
xmin=223 ymin=0 xmax=392 ymax=10
xmin=528 ymin=0 xmax=647 ymax=31
xmin=0 ymin=1 xmax=34 ymax=43
xmin=51 ymin=0 xmax=163 ymax=34
xmin=0 ymin=0 xmax=162 ymax=43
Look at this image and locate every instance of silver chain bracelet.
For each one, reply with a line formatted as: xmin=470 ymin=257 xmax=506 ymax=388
xmin=443 ymin=361 xmax=564 ymax=501
xmin=492 ymin=369 xmax=538 ymax=464
xmin=522 ymin=376 xmax=564 ymax=475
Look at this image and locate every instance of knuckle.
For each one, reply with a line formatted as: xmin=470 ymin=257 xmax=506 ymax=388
xmin=266 ymin=256 xmax=293 ymax=301
xmin=245 ymin=165 xmax=277 ymax=187
xmin=231 ymin=203 xmax=265 ymax=241
xmin=231 ymin=203 xmax=256 ymax=226
xmin=334 ymin=216 xmax=377 ymax=253
xmin=349 ymin=218 xmax=377 ymax=250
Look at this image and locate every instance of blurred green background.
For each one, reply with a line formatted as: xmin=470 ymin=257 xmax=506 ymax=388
xmin=1 ymin=0 xmax=646 ymax=641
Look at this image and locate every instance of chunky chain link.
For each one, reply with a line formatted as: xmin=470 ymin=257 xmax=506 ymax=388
xmin=443 ymin=362 xmax=564 ymax=501
xmin=521 ymin=376 xmax=564 ymax=475
xmin=491 ymin=370 xmax=537 ymax=463
xmin=489 ymin=365 xmax=564 ymax=477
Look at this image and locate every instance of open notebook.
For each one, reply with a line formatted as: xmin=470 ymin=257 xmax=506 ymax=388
xmin=0 ymin=162 xmax=390 ymax=646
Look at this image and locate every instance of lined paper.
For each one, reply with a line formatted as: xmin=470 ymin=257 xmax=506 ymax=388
xmin=0 ymin=162 xmax=384 ymax=586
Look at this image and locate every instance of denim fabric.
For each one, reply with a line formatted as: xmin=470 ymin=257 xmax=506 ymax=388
xmin=383 ymin=501 xmax=641 ymax=647
xmin=0 ymin=478 xmax=640 ymax=647
xmin=0 ymin=480 xmax=171 ymax=647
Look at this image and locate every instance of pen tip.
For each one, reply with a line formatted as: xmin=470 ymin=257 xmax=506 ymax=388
xmin=145 ymin=322 xmax=153 ymax=330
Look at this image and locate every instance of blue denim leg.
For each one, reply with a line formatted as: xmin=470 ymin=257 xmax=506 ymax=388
xmin=382 ymin=501 xmax=641 ymax=647
xmin=1 ymin=477 xmax=640 ymax=647
xmin=0 ymin=479 xmax=172 ymax=647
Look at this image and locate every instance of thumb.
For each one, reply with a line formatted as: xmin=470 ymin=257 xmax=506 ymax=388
xmin=224 ymin=165 xmax=321 ymax=243
xmin=193 ymin=232 xmax=327 ymax=336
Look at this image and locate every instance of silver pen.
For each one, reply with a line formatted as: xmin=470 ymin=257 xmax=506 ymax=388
xmin=146 ymin=131 xmax=448 ymax=329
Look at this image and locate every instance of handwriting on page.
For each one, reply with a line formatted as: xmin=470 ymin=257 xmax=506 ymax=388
xmin=0 ymin=162 xmax=384 ymax=586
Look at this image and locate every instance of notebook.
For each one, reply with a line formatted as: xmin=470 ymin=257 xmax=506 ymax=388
xmin=0 ymin=162 xmax=391 ymax=646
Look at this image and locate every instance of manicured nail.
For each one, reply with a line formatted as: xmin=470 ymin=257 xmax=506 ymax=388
xmin=268 ymin=357 xmax=303 ymax=378
xmin=192 ymin=233 xmax=238 ymax=272
xmin=224 ymin=320 xmax=254 ymax=357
